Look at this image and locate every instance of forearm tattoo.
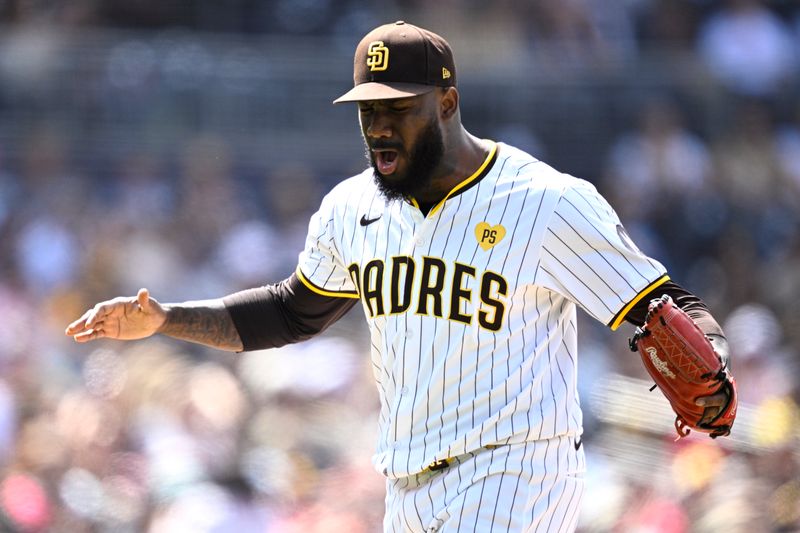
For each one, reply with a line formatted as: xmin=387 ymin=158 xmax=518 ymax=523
xmin=159 ymin=302 xmax=244 ymax=352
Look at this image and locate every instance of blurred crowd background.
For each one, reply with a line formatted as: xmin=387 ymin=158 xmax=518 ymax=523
xmin=0 ymin=0 xmax=798 ymax=531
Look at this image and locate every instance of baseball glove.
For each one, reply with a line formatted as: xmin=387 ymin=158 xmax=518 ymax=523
xmin=630 ymin=295 xmax=738 ymax=439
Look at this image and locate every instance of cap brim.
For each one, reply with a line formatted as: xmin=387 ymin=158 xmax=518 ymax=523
xmin=333 ymin=82 xmax=435 ymax=104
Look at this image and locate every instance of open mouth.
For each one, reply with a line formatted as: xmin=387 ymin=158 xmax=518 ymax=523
xmin=373 ymin=149 xmax=399 ymax=175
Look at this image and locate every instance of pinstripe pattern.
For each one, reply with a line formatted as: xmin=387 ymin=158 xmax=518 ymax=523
xmin=385 ymin=438 xmax=584 ymax=532
xmin=536 ymin=180 xmax=666 ymax=324
xmin=296 ymin=141 xmax=666 ymax=531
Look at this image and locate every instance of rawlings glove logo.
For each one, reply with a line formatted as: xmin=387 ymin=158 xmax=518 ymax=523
xmin=646 ymin=347 xmax=676 ymax=379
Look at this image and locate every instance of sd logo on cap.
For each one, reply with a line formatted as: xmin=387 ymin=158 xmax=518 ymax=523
xmin=334 ymin=21 xmax=456 ymax=103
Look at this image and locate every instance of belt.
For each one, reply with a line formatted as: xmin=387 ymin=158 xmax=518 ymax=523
xmin=425 ymin=444 xmax=498 ymax=472
xmin=427 ymin=459 xmax=450 ymax=472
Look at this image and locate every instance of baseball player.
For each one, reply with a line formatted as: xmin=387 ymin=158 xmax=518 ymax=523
xmin=66 ymin=22 xmax=735 ymax=532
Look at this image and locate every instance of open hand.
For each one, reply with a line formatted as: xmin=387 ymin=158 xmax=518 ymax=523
xmin=65 ymin=288 xmax=166 ymax=343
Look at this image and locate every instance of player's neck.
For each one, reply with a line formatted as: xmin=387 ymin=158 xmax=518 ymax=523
xmin=413 ymin=131 xmax=491 ymax=205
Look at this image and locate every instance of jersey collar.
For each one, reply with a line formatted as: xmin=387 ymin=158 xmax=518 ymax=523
xmin=409 ymin=140 xmax=498 ymax=217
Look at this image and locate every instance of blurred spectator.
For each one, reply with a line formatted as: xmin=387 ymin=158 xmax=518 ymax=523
xmin=602 ymin=95 xmax=715 ymax=272
xmin=613 ymin=484 xmax=688 ymax=532
xmin=697 ymin=0 xmax=796 ymax=97
xmin=0 ymin=380 xmax=16 ymax=462
xmin=0 ymin=150 xmax=19 ymax=229
xmin=12 ymin=129 xmax=84 ymax=297
xmin=110 ymin=151 xmax=174 ymax=229
xmin=775 ymin=101 xmax=800 ymax=204
xmin=723 ymin=303 xmax=797 ymax=403
xmin=710 ymin=99 xmax=784 ymax=212
xmin=604 ymin=95 xmax=712 ymax=218
xmin=174 ymin=135 xmax=241 ymax=263
xmin=214 ymin=220 xmax=283 ymax=288
xmin=522 ymin=0 xmax=640 ymax=66
xmin=636 ymin=0 xmax=703 ymax=50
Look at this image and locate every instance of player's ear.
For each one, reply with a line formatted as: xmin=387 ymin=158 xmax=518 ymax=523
xmin=439 ymin=87 xmax=458 ymax=120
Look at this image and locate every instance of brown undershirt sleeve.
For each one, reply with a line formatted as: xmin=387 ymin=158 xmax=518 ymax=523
xmin=222 ymin=273 xmax=359 ymax=351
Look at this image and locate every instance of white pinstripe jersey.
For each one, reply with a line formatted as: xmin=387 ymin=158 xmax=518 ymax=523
xmin=297 ymin=141 xmax=668 ymax=479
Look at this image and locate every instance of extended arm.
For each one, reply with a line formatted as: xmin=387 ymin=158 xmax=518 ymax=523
xmin=66 ymin=273 xmax=357 ymax=352
xmin=66 ymin=288 xmax=245 ymax=351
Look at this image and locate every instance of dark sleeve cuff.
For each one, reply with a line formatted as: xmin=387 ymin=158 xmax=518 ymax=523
xmin=223 ymin=273 xmax=358 ymax=351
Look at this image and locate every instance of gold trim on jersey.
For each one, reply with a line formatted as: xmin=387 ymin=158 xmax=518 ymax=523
xmin=296 ymin=267 xmax=360 ymax=299
xmin=608 ymin=274 xmax=670 ymax=330
xmin=425 ymin=141 xmax=498 ymax=218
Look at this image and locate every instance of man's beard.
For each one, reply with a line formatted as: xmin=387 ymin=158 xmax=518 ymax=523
xmin=366 ymin=120 xmax=445 ymax=202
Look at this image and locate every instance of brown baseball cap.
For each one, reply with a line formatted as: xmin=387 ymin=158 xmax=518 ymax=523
xmin=333 ymin=21 xmax=456 ymax=104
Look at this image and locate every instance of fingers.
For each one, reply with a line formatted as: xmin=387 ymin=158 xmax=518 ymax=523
xmin=84 ymin=303 xmax=111 ymax=330
xmin=699 ymin=406 xmax=721 ymax=425
xmin=137 ymin=288 xmax=150 ymax=311
xmin=72 ymin=325 xmax=106 ymax=343
xmin=696 ymin=390 xmax=727 ymax=425
xmin=66 ymin=311 xmax=106 ymax=342
xmin=65 ymin=306 xmax=106 ymax=342
xmin=65 ymin=294 xmax=133 ymax=339
xmin=65 ymin=302 xmax=111 ymax=335
xmin=65 ymin=290 xmax=157 ymax=343
xmin=65 ymin=308 xmax=93 ymax=336
xmin=695 ymin=389 xmax=729 ymax=408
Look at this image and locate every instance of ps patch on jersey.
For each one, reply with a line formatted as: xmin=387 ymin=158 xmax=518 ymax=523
xmin=474 ymin=222 xmax=506 ymax=250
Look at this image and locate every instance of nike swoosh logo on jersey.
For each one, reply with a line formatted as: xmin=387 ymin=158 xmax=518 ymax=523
xmin=360 ymin=214 xmax=381 ymax=226
xmin=574 ymin=437 xmax=582 ymax=451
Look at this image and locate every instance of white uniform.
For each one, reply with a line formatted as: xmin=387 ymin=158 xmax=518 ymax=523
xmin=297 ymin=141 xmax=668 ymax=531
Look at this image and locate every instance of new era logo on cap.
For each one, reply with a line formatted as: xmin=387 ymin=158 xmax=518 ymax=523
xmin=333 ymin=21 xmax=456 ymax=103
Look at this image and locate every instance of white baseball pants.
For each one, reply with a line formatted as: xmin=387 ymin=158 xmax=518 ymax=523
xmin=384 ymin=436 xmax=585 ymax=532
